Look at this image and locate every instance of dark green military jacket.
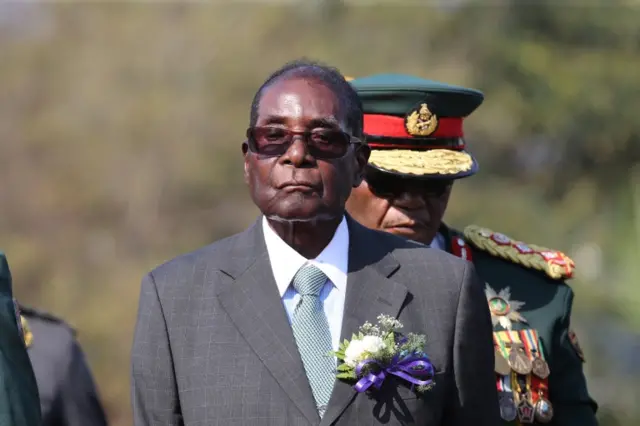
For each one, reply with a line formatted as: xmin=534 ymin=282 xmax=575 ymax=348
xmin=0 ymin=253 xmax=42 ymax=426
xmin=441 ymin=225 xmax=598 ymax=426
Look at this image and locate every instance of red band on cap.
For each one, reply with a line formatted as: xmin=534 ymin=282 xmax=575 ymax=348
xmin=367 ymin=142 xmax=465 ymax=150
xmin=364 ymin=114 xmax=464 ymax=139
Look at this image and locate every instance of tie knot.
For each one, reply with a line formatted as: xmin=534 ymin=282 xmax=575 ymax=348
xmin=292 ymin=264 xmax=327 ymax=297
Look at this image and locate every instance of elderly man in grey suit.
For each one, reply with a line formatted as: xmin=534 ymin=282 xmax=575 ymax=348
xmin=131 ymin=59 xmax=500 ymax=426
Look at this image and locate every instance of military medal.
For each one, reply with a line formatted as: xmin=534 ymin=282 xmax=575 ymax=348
xmin=516 ymin=328 xmax=553 ymax=424
xmin=532 ymin=356 xmax=550 ymax=379
xmin=509 ymin=344 xmax=532 ymax=375
xmin=497 ymin=374 xmax=518 ymax=422
xmin=521 ymin=329 xmax=550 ymax=379
xmin=516 ymin=392 xmax=535 ymax=423
xmin=488 ymin=295 xmax=510 ymax=316
xmin=485 ymin=284 xmax=527 ymax=330
xmin=534 ymin=395 xmax=554 ymax=423
xmin=498 ymin=392 xmax=517 ymax=422
xmin=495 ymin=348 xmax=511 ymax=376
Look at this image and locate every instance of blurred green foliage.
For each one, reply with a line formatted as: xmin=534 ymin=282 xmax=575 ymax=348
xmin=1 ymin=1 xmax=639 ymax=424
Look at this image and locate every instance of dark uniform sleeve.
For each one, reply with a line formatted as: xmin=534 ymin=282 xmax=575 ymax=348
xmin=53 ymin=337 xmax=108 ymax=426
xmin=549 ymin=287 xmax=598 ymax=426
xmin=0 ymin=254 xmax=42 ymax=426
xmin=0 ymin=299 xmax=43 ymax=426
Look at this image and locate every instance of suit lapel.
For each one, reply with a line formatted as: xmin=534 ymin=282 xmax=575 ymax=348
xmin=216 ymin=220 xmax=320 ymax=426
xmin=320 ymin=218 xmax=408 ymax=426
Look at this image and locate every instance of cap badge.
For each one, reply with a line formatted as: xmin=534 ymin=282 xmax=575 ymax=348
xmin=405 ymin=103 xmax=439 ymax=137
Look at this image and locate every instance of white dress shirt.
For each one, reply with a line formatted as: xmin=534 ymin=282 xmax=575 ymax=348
xmin=262 ymin=216 xmax=349 ymax=352
xmin=430 ymin=232 xmax=445 ymax=251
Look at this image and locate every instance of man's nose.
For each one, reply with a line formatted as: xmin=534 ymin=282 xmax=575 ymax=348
xmin=282 ymin=137 xmax=313 ymax=167
xmin=391 ymin=189 xmax=428 ymax=210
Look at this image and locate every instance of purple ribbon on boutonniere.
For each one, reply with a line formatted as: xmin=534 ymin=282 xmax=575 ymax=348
xmin=353 ymin=353 xmax=435 ymax=393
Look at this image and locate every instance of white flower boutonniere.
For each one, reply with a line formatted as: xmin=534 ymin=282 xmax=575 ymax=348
xmin=332 ymin=314 xmax=435 ymax=394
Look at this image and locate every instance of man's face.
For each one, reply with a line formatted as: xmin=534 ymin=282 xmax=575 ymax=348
xmin=346 ymin=167 xmax=452 ymax=245
xmin=243 ymin=77 xmax=369 ymax=222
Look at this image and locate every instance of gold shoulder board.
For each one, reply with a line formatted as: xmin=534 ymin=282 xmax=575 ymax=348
xmin=463 ymin=225 xmax=575 ymax=280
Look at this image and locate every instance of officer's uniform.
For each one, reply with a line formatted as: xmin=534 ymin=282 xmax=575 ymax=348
xmin=18 ymin=305 xmax=108 ymax=426
xmin=349 ymin=74 xmax=598 ymax=425
xmin=0 ymin=252 xmax=42 ymax=426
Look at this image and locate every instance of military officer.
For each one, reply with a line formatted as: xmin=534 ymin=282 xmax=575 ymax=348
xmin=19 ymin=304 xmax=109 ymax=426
xmin=345 ymin=74 xmax=598 ymax=425
xmin=0 ymin=252 xmax=42 ymax=426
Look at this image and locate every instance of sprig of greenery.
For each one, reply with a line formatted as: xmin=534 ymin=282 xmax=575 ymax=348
xmin=336 ymin=362 xmax=356 ymax=380
xmin=397 ymin=333 xmax=427 ymax=355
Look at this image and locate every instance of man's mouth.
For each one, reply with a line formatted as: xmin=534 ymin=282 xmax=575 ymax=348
xmin=279 ymin=180 xmax=320 ymax=192
xmin=282 ymin=184 xmax=316 ymax=193
xmin=385 ymin=220 xmax=427 ymax=230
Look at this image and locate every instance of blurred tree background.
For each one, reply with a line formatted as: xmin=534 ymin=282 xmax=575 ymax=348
xmin=1 ymin=1 xmax=639 ymax=424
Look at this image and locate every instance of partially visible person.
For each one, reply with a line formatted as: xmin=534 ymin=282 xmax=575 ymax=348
xmin=346 ymin=74 xmax=597 ymax=425
xmin=0 ymin=252 xmax=42 ymax=426
xmin=19 ymin=304 xmax=108 ymax=426
xmin=131 ymin=60 xmax=500 ymax=426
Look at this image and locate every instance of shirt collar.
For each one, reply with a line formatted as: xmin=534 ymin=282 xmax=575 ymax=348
xmin=430 ymin=232 xmax=446 ymax=251
xmin=262 ymin=216 xmax=349 ymax=297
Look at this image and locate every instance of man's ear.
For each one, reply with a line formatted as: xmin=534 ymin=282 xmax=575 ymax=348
xmin=352 ymin=144 xmax=371 ymax=187
xmin=242 ymin=141 xmax=250 ymax=185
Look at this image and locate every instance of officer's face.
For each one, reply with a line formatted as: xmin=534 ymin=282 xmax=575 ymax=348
xmin=346 ymin=167 xmax=452 ymax=245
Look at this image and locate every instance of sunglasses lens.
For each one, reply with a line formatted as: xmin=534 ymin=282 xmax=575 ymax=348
xmin=365 ymin=172 xmax=395 ymax=196
xmin=423 ymin=182 xmax=451 ymax=197
xmin=307 ymin=130 xmax=351 ymax=159
xmin=249 ymin=128 xmax=291 ymax=156
xmin=366 ymin=168 xmax=452 ymax=198
xmin=247 ymin=127 xmax=352 ymax=159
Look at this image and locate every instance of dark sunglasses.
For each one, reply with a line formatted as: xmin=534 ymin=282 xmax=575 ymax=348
xmin=246 ymin=126 xmax=361 ymax=159
xmin=365 ymin=168 xmax=453 ymax=198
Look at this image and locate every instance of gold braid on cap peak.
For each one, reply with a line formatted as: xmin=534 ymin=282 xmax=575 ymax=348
xmin=369 ymin=149 xmax=473 ymax=176
xmin=463 ymin=225 xmax=575 ymax=281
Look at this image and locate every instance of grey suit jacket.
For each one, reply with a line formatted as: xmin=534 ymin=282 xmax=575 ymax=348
xmin=131 ymin=216 xmax=500 ymax=426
